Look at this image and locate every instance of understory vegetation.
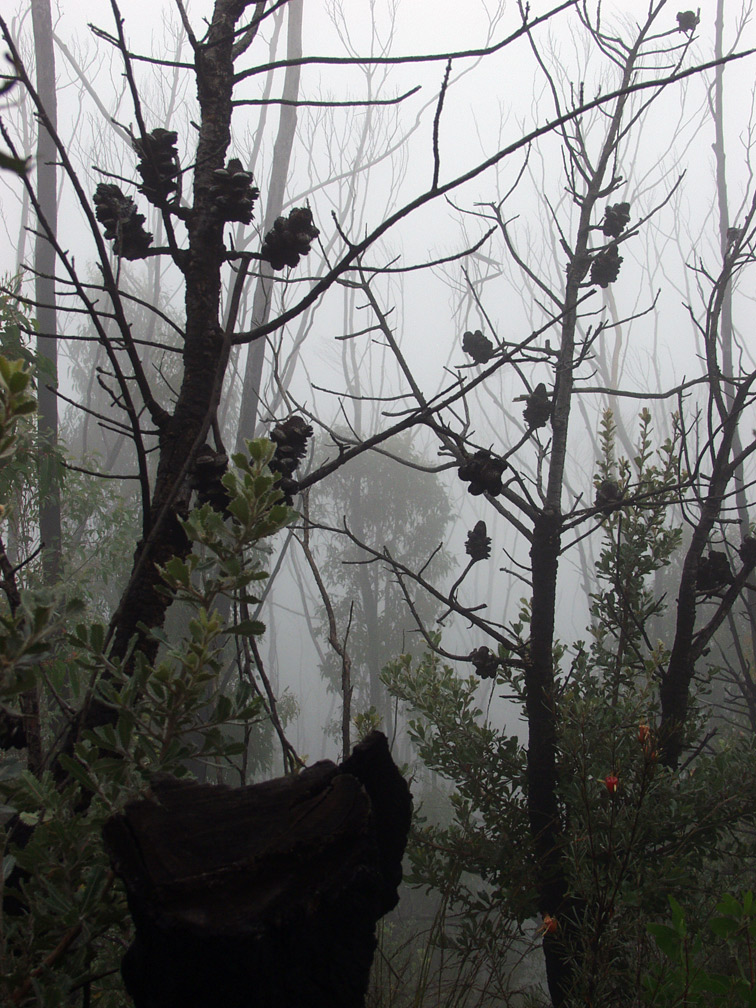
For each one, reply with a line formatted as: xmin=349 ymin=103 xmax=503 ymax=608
xmin=2 ymin=1 xmax=756 ymax=1005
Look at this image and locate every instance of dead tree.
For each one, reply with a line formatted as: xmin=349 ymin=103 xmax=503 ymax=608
xmin=103 ymin=731 xmax=411 ymax=1008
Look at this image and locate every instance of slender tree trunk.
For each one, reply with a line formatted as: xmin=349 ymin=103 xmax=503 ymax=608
xmin=31 ymin=0 xmax=61 ymax=582
xmin=526 ymin=22 xmax=644 ymax=997
xmin=712 ymin=0 xmax=756 ymax=694
xmin=235 ymin=0 xmax=302 ymax=450
xmin=22 ymin=0 xmax=59 ymax=773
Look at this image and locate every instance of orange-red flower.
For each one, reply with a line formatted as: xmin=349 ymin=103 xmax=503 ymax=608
xmin=638 ymin=723 xmax=650 ymax=744
xmin=539 ymin=914 xmax=558 ymax=935
xmin=604 ymin=773 xmax=619 ymax=794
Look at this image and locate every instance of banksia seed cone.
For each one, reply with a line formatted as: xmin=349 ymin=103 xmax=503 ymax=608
xmin=523 ymin=383 xmax=551 ymax=429
xmin=189 ymin=445 xmax=230 ymax=513
xmin=270 ymin=415 xmax=314 ymax=503
xmin=209 ymin=157 xmax=259 ymax=224
xmin=602 ymin=202 xmax=630 ymax=238
xmin=0 ymin=707 xmax=26 ymax=750
xmin=260 ymin=207 xmax=319 ymax=270
xmin=465 ymin=520 xmax=491 ymax=561
xmin=462 ymin=329 xmax=494 ymax=364
xmin=696 ymin=550 xmax=733 ymax=595
xmin=469 ymin=646 xmax=499 ymax=679
xmin=93 ymin=183 xmax=153 ymax=260
xmin=590 ymin=244 xmax=623 ymax=288
xmin=677 ymin=10 xmax=699 ymax=32
xmin=458 ymin=450 xmax=506 ymax=497
xmin=594 ymin=479 xmax=624 ymax=514
xmin=133 ymin=128 xmax=179 ymax=205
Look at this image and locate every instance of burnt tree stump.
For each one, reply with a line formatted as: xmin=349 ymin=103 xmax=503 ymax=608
xmin=102 ymin=731 xmax=412 ymax=1008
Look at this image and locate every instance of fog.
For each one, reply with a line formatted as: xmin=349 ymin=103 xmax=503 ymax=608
xmin=2 ymin=1 xmax=756 ymax=1001
xmin=2 ymin=0 xmax=754 ymax=743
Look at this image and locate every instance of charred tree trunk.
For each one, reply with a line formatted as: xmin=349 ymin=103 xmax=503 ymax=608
xmin=525 ymin=17 xmax=647 ymax=996
xmin=108 ymin=0 xmax=245 ymax=669
xmin=103 ymin=732 xmax=411 ymax=1008
xmin=660 ymin=382 xmax=756 ymax=767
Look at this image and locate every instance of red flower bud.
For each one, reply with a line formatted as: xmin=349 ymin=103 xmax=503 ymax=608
xmin=638 ymin=724 xmax=650 ymax=744
xmin=604 ymin=774 xmax=619 ymax=794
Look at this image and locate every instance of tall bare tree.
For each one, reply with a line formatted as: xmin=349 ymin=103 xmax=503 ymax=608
xmin=30 ymin=0 xmax=60 ymax=581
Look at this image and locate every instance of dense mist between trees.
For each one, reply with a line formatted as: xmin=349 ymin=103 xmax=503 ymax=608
xmin=1 ymin=1 xmax=756 ymax=1005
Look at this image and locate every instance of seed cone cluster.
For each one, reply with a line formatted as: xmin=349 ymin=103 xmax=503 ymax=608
xmin=465 ymin=520 xmax=491 ymax=562
xmin=602 ymin=202 xmax=630 ymax=238
xmin=270 ymin=416 xmax=314 ymax=503
xmin=594 ymin=479 xmax=624 ymax=514
xmin=190 ymin=446 xmax=230 ymax=514
xmin=469 ymin=646 xmax=499 ymax=679
xmin=210 ymin=158 xmax=259 ymax=224
xmin=462 ymin=329 xmax=494 ymax=364
xmin=523 ymin=383 xmax=552 ymax=429
xmin=696 ymin=550 xmax=733 ymax=595
xmin=591 ymin=244 xmax=623 ymax=288
xmin=677 ymin=10 xmax=700 ymax=32
xmin=458 ymin=450 xmax=506 ymax=497
xmin=133 ymin=128 xmax=180 ymax=206
xmin=94 ymin=183 xmax=153 ymax=260
xmin=261 ymin=208 xmax=320 ymax=270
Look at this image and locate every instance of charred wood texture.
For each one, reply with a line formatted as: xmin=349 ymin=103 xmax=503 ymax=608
xmin=107 ymin=0 xmax=245 ymax=674
xmin=102 ymin=731 xmax=411 ymax=1008
xmin=527 ymin=508 xmax=570 ymax=1004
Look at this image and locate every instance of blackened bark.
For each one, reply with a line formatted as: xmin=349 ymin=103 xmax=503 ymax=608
xmin=109 ymin=0 xmax=247 ymax=668
xmin=526 ymin=187 xmax=595 ymax=1008
xmin=103 ymin=732 xmax=411 ymax=1008
xmin=660 ymin=378 xmax=756 ymax=767
xmin=527 ymin=509 xmax=570 ymax=1004
xmin=661 ymin=493 xmax=754 ymax=765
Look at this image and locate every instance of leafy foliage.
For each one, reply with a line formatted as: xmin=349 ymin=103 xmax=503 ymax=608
xmin=382 ymin=415 xmax=756 ymax=1005
xmin=645 ymin=892 xmax=756 ymax=1006
xmin=0 ymin=429 xmax=296 ymax=1005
